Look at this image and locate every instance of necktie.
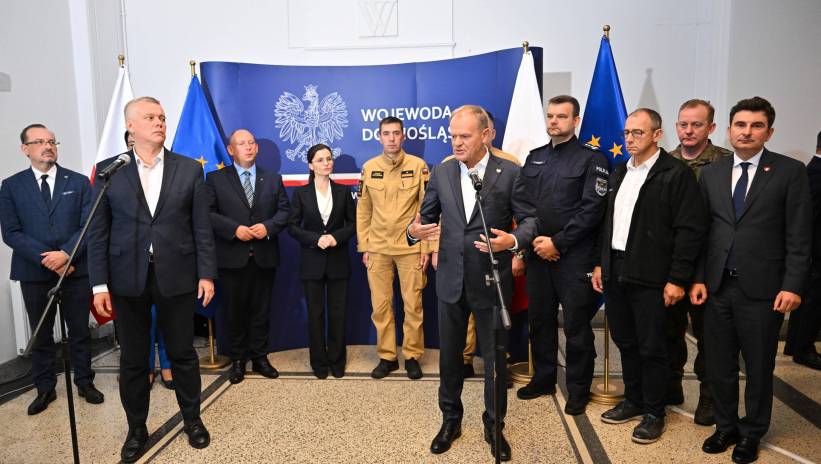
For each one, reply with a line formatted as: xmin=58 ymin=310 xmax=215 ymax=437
xmin=732 ymin=162 xmax=751 ymax=221
xmin=242 ymin=171 xmax=254 ymax=207
xmin=40 ymin=174 xmax=51 ymax=208
xmin=726 ymin=162 xmax=751 ymax=270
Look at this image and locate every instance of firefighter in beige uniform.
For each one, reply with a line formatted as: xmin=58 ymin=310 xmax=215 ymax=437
xmin=357 ymin=116 xmax=431 ymax=380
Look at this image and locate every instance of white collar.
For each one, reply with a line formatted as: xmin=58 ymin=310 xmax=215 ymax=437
xmin=732 ymin=149 xmax=763 ymax=168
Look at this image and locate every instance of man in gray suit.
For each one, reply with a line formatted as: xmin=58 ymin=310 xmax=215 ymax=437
xmin=409 ymin=105 xmax=538 ymax=461
xmin=692 ymin=97 xmax=812 ymax=463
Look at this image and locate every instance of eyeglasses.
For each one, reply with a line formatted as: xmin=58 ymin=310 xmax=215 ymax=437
xmin=24 ymin=139 xmax=60 ymax=147
xmin=622 ymin=130 xmax=646 ymax=139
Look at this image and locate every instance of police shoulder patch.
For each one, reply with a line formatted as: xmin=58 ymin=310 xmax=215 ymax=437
xmin=595 ymin=177 xmax=608 ymax=197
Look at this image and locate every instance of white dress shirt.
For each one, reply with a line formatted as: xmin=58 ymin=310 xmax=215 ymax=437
xmin=459 ymin=149 xmax=490 ymax=223
xmin=611 ymin=149 xmax=660 ymax=251
xmin=31 ymin=164 xmax=57 ymax=199
xmin=315 ymin=181 xmax=333 ymax=225
xmin=730 ymin=150 xmax=763 ymax=198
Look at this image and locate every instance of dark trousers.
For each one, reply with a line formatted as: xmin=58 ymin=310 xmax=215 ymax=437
xmin=113 ymin=264 xmax=201 ymax=428
xmin=784 ymin=270 xmax=821 ymax=356
xmin=666 ymin=298 xmax=708 ymax=393
xmin=303 ymin=277 xmax=348 ymax=371
xmin=219 ymin=260 xmax=275 ymax=361
xmin=526 ymin=259 xmax=598 ymax=399
xmin=604 ymin=255 xmax=669 ymax=417
xmin=21 ymin=276 xmax=93 ymax=394
xmin=438 ymin=286 xmax=508 ymax=429
xmin=705 ymin=276 xmax=783 ymax=439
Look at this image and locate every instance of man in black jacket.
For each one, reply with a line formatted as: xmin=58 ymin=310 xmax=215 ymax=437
xmin=206 ymin=129 xmax=290 ymax=384
xmin=591 ymin=108 xmax=707 ymax=444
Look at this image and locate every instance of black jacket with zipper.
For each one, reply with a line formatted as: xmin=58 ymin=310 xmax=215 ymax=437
xmin=597 ymin=149 xmax=707 ymax=288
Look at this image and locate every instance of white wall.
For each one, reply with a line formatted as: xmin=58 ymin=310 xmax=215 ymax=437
xmin=0 ymin=0 xmax=819 ymax=363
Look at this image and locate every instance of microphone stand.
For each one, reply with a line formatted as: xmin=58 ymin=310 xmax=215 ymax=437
xmin=473 ymin=182 xmax=511 ymax=464
xmin=23 ymin=173 xmax=115 ymax=464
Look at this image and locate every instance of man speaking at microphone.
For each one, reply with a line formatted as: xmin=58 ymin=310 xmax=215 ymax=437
xmin=408 ymin=105 xmax=538 ymax=461
xmin=87 ymin=96 xmax=217 ymax=463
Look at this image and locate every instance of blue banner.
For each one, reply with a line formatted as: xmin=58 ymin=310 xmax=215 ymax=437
xmin=579 ymin=36 xmax=628 ymax=169
xmin=171 ymin=75 xmax=232 ymax=318
xmin=198 ymin=48 xmax=543 ymax=353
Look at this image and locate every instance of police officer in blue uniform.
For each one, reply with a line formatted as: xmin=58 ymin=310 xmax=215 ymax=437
xmin=516 ymin=95 xmax=609 ymax=415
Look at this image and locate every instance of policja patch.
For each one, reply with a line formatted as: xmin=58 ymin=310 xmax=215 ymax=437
xmin=595 ymin=177 xmax=608 ymax=197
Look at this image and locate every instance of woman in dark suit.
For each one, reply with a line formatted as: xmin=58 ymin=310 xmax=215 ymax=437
xmin=289 ymin=144 xmax=356 ymax=379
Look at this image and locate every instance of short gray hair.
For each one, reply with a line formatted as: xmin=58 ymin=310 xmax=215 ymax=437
xmin=124 ymin=96 xmax=162 ymax=120
xmin=452 ymin=105 xmax=490 ymax=130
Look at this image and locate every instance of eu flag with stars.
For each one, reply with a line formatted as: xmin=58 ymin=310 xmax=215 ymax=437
xmin=171 ymin=75 xmax=230 ymax=318
xmin=579 ymin=35 xmax=629 ymax=169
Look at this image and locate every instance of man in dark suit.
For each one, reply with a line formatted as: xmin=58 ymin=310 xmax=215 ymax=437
xmin=783 ymin=130 xmax=821 ymax=370
xmin=409 ymin=105 xmax=538 ymax=461
xmin=692 ymin=97 xmax=812 ymax=464
xmin=88 ymin=97 xmax=217 ymax=463
xmin=591 ymin=108 xmax=706 ymax=444
xmin=206 ymin=129 xmax=290 ymax=384
xmin=0 ymin=124 xmax=103 ymax=415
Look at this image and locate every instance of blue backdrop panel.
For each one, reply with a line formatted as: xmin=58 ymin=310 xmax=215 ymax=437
xmin=201 ymin=47 xmax=543 ymax=353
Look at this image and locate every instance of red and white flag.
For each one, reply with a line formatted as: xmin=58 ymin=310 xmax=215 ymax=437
xmin=91 ymin=66 xmax=134 ymax=180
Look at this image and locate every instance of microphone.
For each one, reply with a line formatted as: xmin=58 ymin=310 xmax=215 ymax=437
xmin=97 ymin=154 xmax=131 ymax=179
xmin=468 ymin=169 xmax=483 ymax=191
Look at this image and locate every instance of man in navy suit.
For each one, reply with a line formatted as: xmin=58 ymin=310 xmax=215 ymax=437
xmin=409 ymin=105 xmax=538 ymax=461
xmin=88 ymin=97 xmax=217 ymax=463
xmin=0 ymin=124 xmax=103 ymax=415
xmin=206 ymin=129 xmax=290 ymax=384
xmin=692 ymin=97 xmax=812 ymax=463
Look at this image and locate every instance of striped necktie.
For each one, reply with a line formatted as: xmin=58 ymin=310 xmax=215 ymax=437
xmin=242 ymin=171 xmax=254 ymax=207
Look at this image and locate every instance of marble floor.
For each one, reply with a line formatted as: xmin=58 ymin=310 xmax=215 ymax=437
xmin=0 ymin=332 xmax=818 ymax=463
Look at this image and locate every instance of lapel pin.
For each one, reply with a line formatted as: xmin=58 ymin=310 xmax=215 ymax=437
xmin=496 ymin=168 xmax=501 ymax=173
xmin=763 ymin=165 xmax=771 ymax=172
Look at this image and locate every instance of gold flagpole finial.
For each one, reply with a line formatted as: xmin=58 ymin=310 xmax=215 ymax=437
xmin=118 ymin=54 xmax=125 ymax=67
xmin=189 ymin=60 xmax=197 ymax=77
xmin=603 ymin=24 xmax=611 ymax=39
xmin=522 ymin=41 xmax=530 ymax=54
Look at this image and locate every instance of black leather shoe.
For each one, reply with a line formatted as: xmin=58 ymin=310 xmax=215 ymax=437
xmin=702 ymin=430 xmax=739 ymax=454
xmin=313 ymin=366 xmax=329 ymax=379
xmin=330 ymin=364 xmax=345 ymax=378
xmin=462 ymin=363 xmax=475 ymax=378
xmin=631 ymin=414 xmax=665 ymax=444
xmin=484 ymin=427 xmax=512 ymax=461
xmin=228 ymin=360 xmax=245 ymax=384
xmin=77 ymin=383 xmax=105 ymax=404
xmin=371 ymin=359 xmax=399 ymax=379
xmin=793 ymin=350 xmax=821 ymax=371
xmin=430 ymin=420 xmax=461 ymax=454
xmin=694 ymin=393 xmax=715 ymax=426
xmin=732 ymin=437 xmax=759 ymax=463
xmin=251 ymin=357 xmax=279 ymax=379
xmin=120 ymin=425 xmax=148 ymax=463
xmin=405 ymin=358 xmax=423 ymax=380
xmin=665 ymin=382 xmax=684 ymax=405
xmin=27 ymin=390 xmax=56 ymax=415
xmin=516 ymin=382 xmax=555 ymax=400
xmin=160 ymin=374 xmax=175 ymax=390
xmin=564 ymin=396 xmax=589 ymax=416
xmin=184 ymin=419 xmax=210 ymax=449
xmin=601 ymin=400 xmax=643 ymax=424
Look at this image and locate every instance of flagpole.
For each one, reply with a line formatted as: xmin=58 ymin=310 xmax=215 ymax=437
xmin=508 ymin=38 xmax=537 ymax=385
xmin=190 ymin=59 xmax=197 ymax=77
xmin=590 ymin=23 xmax=626 ymax=406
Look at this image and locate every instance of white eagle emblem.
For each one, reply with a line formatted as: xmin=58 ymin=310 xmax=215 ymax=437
xmin=274 ymin=84 xmax=348 ymax=162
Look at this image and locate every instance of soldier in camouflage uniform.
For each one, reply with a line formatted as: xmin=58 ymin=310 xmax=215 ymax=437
xmin=668 ymin=99 xmax=732 ymax=426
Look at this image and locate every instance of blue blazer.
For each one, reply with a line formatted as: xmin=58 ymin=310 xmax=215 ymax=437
xmin=0 ymin=165 xmax=91 ymax=282
xmin=87 ymin=149 xmax=218 ymax=297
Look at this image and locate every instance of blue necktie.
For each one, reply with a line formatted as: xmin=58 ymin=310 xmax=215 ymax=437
xmin=732 ymin=162 xmax=751 ymax=221
xmin=242 ymin=171 xmax=254 ymax=207
xmin=726 ymin=162 xmax=751 ymax=270
xmin=40 ymin=174 xmax=51 ymax=208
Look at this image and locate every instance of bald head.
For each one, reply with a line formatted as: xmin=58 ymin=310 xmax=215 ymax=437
xmin=227 ymin=129 xmax=258 ymax=169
